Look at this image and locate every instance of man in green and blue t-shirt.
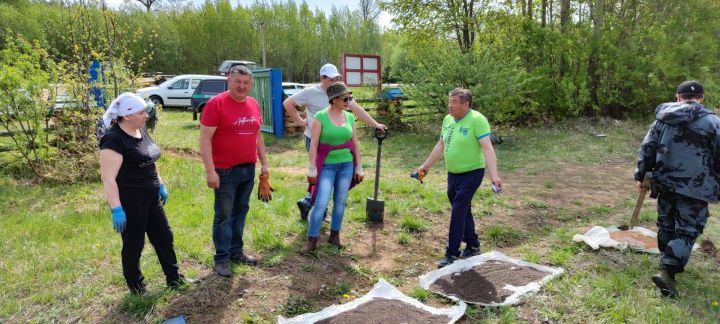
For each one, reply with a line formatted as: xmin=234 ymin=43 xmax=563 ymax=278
xmin=416 ymin=88 xmax=504 ymax=268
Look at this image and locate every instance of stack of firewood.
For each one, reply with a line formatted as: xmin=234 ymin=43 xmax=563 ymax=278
xmin=284 ymin=105 xmax=307 ymax=136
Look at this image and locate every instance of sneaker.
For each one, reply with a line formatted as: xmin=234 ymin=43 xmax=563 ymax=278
xmin=167 ymin=275 xmax=197 ymax=290
xmin=437 ymin=255 xmax=458 ymax=268
xmin=652 ymin=270 xmax=678 ymax=298
xmin=230 ymin=252 xmax=258 ymax=266
xmin=460 ymin=244 xmax=481 ymax=259
xmin=214 ymin=260 xmax=232 ymax=277
xmin=297 ymin=199 xmax=310 ymax=221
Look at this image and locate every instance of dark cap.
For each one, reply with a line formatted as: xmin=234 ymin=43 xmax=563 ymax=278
xmin=676 ymin=80 xmax=704 ymax=95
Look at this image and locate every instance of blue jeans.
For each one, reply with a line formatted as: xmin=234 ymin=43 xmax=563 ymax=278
xmin=446 ymin=168 xmax=484 ymax=257
xmin=213 ymin=163 xmax=255 ymax=262
xmin=308 ymin=162 xmax=354 ymax=237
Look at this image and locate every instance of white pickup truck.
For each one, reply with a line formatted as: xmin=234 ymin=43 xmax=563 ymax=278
xmin=136 ymin=74 xmax=225 ymax=108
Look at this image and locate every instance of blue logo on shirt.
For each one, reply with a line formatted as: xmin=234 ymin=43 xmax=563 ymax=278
xmin=459 ymin=126 xmax=469 ymax=136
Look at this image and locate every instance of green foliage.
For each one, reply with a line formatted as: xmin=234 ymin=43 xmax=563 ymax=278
xmin=383 ymin=0 xmax=720 ymax=123
xmin=0 ymin=1 xmax=382 ymax=82
xmin=0 ymin=33 xmax=56 ymax=178
xmin=281 ymin=295 xmax=311 ymax=316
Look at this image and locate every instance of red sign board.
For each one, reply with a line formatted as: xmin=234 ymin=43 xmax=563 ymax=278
xmin=342 ymin=53 xmax=381 ymax=86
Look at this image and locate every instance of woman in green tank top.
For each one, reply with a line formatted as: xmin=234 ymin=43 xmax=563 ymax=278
xmin=302 ymin=82 xmax=364 ymax=253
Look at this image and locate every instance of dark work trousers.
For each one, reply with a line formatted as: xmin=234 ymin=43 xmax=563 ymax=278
xmin=446 ymin=168 xmax=484 ymax=257
xmin=656 ymin=191 xmax=709 ymax=274
xmin=119 ymin=186 xmax=180 ymax=291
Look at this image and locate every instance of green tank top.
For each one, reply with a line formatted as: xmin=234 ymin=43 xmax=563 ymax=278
xmin=315 ymin=108 xmax=355 ymax=164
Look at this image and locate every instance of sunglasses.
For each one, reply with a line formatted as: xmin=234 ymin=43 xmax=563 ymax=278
xmin=341 ymin=95 xmax=353 ymax=103
xmin=323 ymin=76 xmax=341 ymax=82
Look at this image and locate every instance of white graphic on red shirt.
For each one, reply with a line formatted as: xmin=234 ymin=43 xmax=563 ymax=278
xmin=232 ymin=116 xmax=258 ymax=135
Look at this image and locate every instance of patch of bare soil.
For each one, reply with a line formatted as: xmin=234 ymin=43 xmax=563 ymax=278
xmin=490 ymin=161 xmax=642 ymax=232
xmin=429 ymin=260 xmax=549 ymax=304
xmin=700 ymin=239 xmax=717 ymax=255
xmin=316 ymin=298 xmax=449 ymax=324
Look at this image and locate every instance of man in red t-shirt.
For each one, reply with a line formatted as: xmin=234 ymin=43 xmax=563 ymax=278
xmin=199 ymin=65 xmax=273 ymax=277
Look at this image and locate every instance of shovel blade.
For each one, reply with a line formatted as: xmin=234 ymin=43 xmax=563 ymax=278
xmin=366 ymin=197 xmax=384 ymax=223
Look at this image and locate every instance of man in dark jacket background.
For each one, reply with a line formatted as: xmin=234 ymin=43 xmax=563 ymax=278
xmin=635 ymin=80 xmax=718 ymax=298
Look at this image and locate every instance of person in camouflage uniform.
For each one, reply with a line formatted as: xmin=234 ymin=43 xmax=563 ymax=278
xmin=635 ymin=80 xmax=717 ymax=298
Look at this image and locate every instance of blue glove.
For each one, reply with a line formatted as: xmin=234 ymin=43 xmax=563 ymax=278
xmin=111 ymin=206 xmax=126 ymax=234
xmin=159 ymin=183 xmax=169 ymax=205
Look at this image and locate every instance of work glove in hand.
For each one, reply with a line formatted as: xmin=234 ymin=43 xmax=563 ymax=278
xmin=354 ymin=165 xmax=364 ymax=183
xmin=258 ymin=172 xmax=274 ymax=202
xmin=307 ymin=166 xmax=318 ymax=185
xmin=412 ymin=169 xmax=427 ymax=183
xmin=159 ymin=183 xmax=169 ymax=205
xmin=111 ymin=206 xmax=127 ymax=234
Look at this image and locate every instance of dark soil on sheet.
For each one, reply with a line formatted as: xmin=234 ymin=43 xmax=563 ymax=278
xmin=430 ymin=260 xmax=549 ymax=304
xmin=315 ymin=298 xmax=449 ymax=324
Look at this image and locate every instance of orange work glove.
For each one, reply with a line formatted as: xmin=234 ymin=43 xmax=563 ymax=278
xmin=307 ymin=166 xmax=318 ymax=185
xmin=353 ymin=164 xmax=364 ymax=183
xmin=258 ymin=172 xmax=274 ymax=202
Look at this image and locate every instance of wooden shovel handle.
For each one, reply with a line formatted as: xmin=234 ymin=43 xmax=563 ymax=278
xmin=629 ymin=177 xmax=651 ymax=229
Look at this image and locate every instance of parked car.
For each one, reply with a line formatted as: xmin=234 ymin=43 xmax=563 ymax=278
xmin=218 ymin=60 xmax=257 ymax=76
xmin=136 ymin=74 xmax=225 ymax=108
xmin=191 ymin=78 xmax=228 ymax=120
xmin=282 ymin=82 xmax=306 ymax=100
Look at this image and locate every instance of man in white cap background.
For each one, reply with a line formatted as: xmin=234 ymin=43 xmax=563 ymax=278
xmin=284 ymin=63 xmax=386 ymax=221
xmin=199 ymin=65 xmax=273 ymax=277
xmin=99 ymin=92 xmax=189 ymax=294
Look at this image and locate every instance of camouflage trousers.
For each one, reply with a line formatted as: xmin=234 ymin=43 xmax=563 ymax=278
xmin=656 ymin=191 xmax=709 ymax=273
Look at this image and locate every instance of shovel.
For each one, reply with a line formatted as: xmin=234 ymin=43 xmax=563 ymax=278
xmin=627 ymin=172 xmax=651 ymax=230
xmin=366 ymin=128 xmax=388 ymax=223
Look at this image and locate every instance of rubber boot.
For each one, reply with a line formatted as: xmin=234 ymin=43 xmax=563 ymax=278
xmin=652 ymin=270 xmax=678 ymax=298
xmin=328 ymin=230 xmax=344 ymax=249
xmin=300 ymin=236 xmax=318 ymax=254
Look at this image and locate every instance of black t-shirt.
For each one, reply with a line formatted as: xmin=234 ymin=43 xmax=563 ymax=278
xmin=99 ymin=124 xmax=161 ymax=189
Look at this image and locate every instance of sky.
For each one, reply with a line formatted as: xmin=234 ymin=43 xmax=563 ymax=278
xmin=104 ymin=0 xmax=394 ymax=29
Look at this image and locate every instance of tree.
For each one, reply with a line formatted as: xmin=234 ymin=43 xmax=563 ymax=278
xmin=383 ymin=0 xmax=481 ymax=53
xmin=359 ymin=0 xmax=380 ymax=21
xmin=136 ymin=0 xmax=158 ymax=13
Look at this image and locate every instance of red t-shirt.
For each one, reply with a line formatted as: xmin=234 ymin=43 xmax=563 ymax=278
xmin=200 ymin=91 xmax=262 ymax=169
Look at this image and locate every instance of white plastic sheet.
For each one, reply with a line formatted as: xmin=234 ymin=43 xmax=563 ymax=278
xmin=572 ymin=225 xmax=630 ymax=251
xmin=277 ymin=279 xmax=466 ymax=324
xmin=573 ymin=225 xmax=699 ymax=254
xmin=418 ymin=251 xmax=564 ymax=306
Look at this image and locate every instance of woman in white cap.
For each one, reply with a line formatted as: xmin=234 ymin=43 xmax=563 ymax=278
xmin=302 ymin=82 xmax=364 ymax=253
xmin=99 ymin=92 xmax=188 ymax=294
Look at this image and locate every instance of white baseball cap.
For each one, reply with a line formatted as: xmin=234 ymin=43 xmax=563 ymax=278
xmin=319 ymin=63 xmax=340 ymax=78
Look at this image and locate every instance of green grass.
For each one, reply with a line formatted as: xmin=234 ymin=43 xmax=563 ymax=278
xmin=484 ymin=224 xmax=527 ymax=247
xmin=408 ymin=287 xmax=431 ymax=302
xmin=399 ymin=214 xmax=429 ymax=233
xmin=1 ymin=111 xmax=718 ymax=322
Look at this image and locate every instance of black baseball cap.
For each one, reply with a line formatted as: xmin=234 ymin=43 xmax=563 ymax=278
xmin=676 ymin=80 xmax=704 ymax=95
